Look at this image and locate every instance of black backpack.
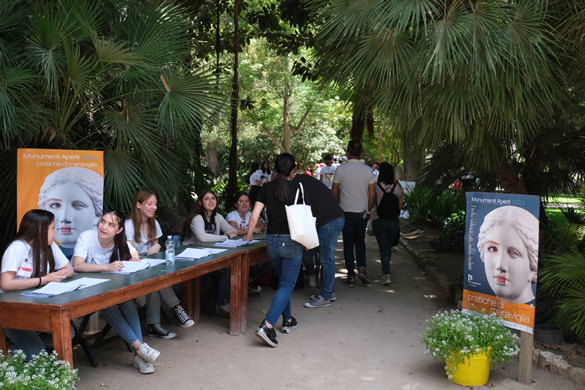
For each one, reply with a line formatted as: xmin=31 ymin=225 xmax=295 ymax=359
xmin=376 ymin=183 xmax=400 ymax=219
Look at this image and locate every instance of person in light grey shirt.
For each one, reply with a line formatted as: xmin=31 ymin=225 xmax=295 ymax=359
xmin=331 ymin=140 xmax=375 ymax=287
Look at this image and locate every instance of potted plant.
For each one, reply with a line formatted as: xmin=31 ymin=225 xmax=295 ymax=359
xmin=421 ymin=309 xmax=520 ymax=386
xmin=0 ymin=350 xmax=78 ymax=389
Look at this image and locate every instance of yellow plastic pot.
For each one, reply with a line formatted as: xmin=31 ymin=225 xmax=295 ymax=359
xmin=445 ymin=347 xmax=492 ymax=386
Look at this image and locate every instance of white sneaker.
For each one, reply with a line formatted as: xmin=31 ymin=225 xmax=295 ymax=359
xmin=391 ymin=246 xmax=398 ymax=252
xmin=137 ymin=343 xmax=160 ymax=363
xmin=307 ymin=275 xmax=317 ymax=288
xmin=133 ymin=355 xmax=154 ymax=374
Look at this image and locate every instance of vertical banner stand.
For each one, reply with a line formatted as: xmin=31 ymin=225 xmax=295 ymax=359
xmin=518 ymin=331 xmax=533 ymax=384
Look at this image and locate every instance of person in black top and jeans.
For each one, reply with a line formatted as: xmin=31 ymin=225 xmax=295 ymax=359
xmin=293 ymin=174 xmax=345 ymax=308
xmin=244 ymin=153 xmax=305 ymax=347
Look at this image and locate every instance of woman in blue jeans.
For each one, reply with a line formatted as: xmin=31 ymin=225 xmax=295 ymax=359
xmin=73 ymin=210 xmax=161 ymax=374
xmin=244 ymin=153 xmax=304 ymax=347
xmin=372 ymin=163 xmax=403 ymax=286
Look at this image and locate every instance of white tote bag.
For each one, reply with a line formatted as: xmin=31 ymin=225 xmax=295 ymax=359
xmin=285 ymin=182 xmax=319 ymax=249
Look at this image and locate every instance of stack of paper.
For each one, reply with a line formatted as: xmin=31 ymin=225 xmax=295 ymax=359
xmin=102 ymin=261 xmax=151 ymax=274
xmin=21 ymin=278 xmax=111 ymax=298
xmin=175 ymin=248 xmax=213 ymax=260
xmin=214 ymin=239 xmax=259 ymax=248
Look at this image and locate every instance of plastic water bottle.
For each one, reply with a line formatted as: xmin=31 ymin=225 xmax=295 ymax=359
xmin=165 ymin=235 xmax=175 ymax=266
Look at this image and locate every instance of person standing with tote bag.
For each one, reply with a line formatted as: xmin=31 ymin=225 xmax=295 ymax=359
xmin=244 ymin=153 xmax=306 ymax=348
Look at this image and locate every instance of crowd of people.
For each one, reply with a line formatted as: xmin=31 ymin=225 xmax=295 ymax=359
xmin=0 ymin=139 xmax=403 ymax=374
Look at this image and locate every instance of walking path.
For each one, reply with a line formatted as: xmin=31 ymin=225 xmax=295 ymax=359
xmin=74 ymin=235 xmax=580 ymax=389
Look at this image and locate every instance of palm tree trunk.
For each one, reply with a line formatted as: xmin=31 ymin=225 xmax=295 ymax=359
xmin=226 ymin=0 xmax=239 ymax=209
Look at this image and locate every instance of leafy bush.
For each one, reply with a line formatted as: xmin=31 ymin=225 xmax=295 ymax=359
xmin=429 ymin=210 xmax=466 ymax=252
xmin=404 ymin=187 xmax=465 ymax=227
xmin=0 ymin=350 xmax=78 ymax=389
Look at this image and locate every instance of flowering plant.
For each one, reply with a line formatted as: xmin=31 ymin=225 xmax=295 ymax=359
xmin=0 ymin=350 xmax=78 ymax=389
xmin=421 ymin=310 xmax=519 ymax=377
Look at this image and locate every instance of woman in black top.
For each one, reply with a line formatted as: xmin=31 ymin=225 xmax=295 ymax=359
xmin=244 ymin=153 xmax=304 ymax=347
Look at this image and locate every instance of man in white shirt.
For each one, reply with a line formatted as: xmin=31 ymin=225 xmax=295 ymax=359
xmin=319 ymin=155 xmax=336 ymax=189
xmin=372 ymin=164 xmax=379 ymax=182
xmin=331 ymin=141 xmax=375 ymax=287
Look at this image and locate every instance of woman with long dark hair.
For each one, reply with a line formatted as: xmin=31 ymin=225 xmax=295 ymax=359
xmin=371 ymin=163 xmax=403 ymax=286
xmin=73 ymin=210 xmax=161 ymax=374
xmin=244 ymin=153 xmax=305 ymax=347
xmin=126 ymin=189 xmax=194 ymax=341
xmin=0 ymin=210 xmax=73 ymax=360
xmin=182 ymin=189 xmax=237 ymax=317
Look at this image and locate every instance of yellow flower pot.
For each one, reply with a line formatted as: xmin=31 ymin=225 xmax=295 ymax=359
xmin=445 ymin=347 xmax=492 ymax=386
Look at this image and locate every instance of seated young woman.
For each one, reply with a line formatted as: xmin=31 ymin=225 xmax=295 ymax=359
xmin=0 ymin=210 xmax=73 ymax=360
xmin=226 ymin=191 xmax=271 ymax=294
xmin=126 ymin=189 xmax=194 ymax=340
xmin=72 ymin=210 xmax=161 ymax=375
xmin=182 ymin=189 xmax=237 ymax=317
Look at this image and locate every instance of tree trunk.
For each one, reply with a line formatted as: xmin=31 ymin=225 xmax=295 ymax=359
xmin=403 ymin=144 xmax=424 ymax=182
xmin=226 ymin=0 xmax=239 ymax=209
xmin=206 ymin=140 xmax=220 ymax=174
xmin=282 ymin=81 xmax=292 ymax=153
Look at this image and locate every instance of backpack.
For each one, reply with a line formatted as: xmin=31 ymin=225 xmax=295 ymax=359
xmin=376 ymin=183 xmax=400 ymax=219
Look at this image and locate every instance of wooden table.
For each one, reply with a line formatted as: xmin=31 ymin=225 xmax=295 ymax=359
xmin=0 ymin=246 xmax=244 ymax=366
xmin=192 ymin=237 xmax=271 ymax=332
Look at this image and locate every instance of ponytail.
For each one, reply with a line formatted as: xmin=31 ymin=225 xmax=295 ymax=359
xmin=273 ymin=153 xmax=296 ymax=203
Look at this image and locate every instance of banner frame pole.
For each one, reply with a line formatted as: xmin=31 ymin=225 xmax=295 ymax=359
xmin=517 ymin=331 xmax=533 ymax=384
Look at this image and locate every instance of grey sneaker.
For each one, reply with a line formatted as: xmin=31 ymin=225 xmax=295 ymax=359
xmin=379 ymin=270 xmax=392 ymax=286
xmin=137 ymin=343 xmax=160 ymax=363
xmin=311 ymin=292 xmax=336 ymax=302
xmin=281 ymin=317 xmax=298 ymax=334
xmin=391 ymin=246 xmax=398 ymax=252
xmin=215 ymin=303 xmax=230 ymax=318
xmin=304 ymin=295 xmax=331 ymax=308
xmin=307 ymin=275 xmax=317 ymax=288
xmin=133 ymin=355 xmax=154 ymax=374
xmin=148 ymin=323 xmax=177 ymax=340
xmin=358 ymin=269 xmax=370 ymax=284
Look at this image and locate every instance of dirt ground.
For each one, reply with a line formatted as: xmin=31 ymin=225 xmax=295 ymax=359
xmin=401 ymin=221 xmax=585 ymax=372
xmin=72 ymin=233 xmax=583 ymax=389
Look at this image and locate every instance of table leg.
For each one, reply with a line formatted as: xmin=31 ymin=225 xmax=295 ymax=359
xmin=0 ymin=327 xmax=6 ymax=357
xmin=229 ymin=256 xmax=241 ymax=336
xmin=51 ymin=311 xmax=73 ymax=367
xmin=240 ymin=253 xmax=250 ymax=333
xmin=183 ymin=278 xmax=194 ymax=321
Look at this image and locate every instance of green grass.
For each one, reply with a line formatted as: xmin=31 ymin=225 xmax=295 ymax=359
xmin=545 ymin=195 xmax=581 ymax=206
xmin=546 ymin=208 xmax=570 ymax=225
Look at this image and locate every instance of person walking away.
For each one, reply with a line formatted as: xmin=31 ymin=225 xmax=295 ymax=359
xmin=331 ymin=140 xmax=375 ymax=287
xmin=372 ymin=164 xmax=379 ymax=182
xmin=372 ymin=163 xmax=403 ymax=285
xmin=292 ymin=174 xmax=345 ymax=308
xmin=244 ymin=153 xmax=305 ymax=347
xmin=319 ymin=155 xmax=336 ymax=190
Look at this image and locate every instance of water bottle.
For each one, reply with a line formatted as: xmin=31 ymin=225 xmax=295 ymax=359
xmin=165 ymin=235 xmax=175 ymax=266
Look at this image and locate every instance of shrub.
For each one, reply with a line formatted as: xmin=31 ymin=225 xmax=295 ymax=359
xmin=429 ymin=210 xmax=466 ymax=252
xmin=0 ymin=350 xmax=78 ymax=389
xmin=404 ymin=187 xmax=465 ymax=227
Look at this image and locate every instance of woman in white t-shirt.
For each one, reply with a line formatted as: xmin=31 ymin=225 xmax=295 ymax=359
xmin=226 ymin=191 xmax=265 ymax=235
xmin=125 ymin=189 xmax=194 ymax=341
xmin=73 ymin=210 xmax=161 ymax=374
xmin=226 ymin=191 xmax=271 ymax=294
xmin=0 ymin=210 xmax=73 ymax=360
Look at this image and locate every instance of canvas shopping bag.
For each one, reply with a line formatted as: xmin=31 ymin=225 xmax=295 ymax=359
xmin=285 ymin=182 xmax=319 ymax=249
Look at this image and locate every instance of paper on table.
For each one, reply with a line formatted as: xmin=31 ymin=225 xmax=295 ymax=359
xmin=207 ymin=248 xmax=228 ymax=254
xmin=141 ymin=259 xmax=166 ymax=267
xmin=21 ymin=281 xmax=83 ymax=297
xmin=175 ymin=248 xmax=212 ymax=260
xmin=214 ymin=239 xmax=259 ymax=247
xmin=102 ymin=261 xmax=150 ymax=274
xmin=69 ymin=277 xmax=110 ymax=289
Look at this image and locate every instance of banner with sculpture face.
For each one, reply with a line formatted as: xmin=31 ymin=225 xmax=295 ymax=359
xmin=462 ymin=192 xmax=540 ymax=333
xmin=17 ymin=149 xmax=104 ymax=250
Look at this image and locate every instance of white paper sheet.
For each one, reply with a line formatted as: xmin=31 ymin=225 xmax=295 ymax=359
xmin=102 ymin=261 xmax=150 ymax=274
xmin=175 ymin=248 xmax=213 ymax=260
xmin=141 ymin=259 xmax=166 ymax=267
xmin=21 ymin=282 xmax=82 ymax=297
xmin=214 ymin=239 xmax=259 ymax=248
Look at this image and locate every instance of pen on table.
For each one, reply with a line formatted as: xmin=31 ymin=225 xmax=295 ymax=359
xmin=64 ymin=265 xmax=79 ymax=276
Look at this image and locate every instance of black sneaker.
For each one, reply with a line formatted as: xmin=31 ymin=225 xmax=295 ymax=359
xmin=173 ymin=304 xmax=195 ymax=328
xmin=342 ymin=277 xmax=356 ymax=288
xmin=248 ymin=282 xmax=262 ymax=293
xmin=255 ymin=321 xmax=278 ymax=347
xmin=148 ymin=323 xmax=177 ymax=340
xmin=281 ymin=317 xmax=298 ymax=334
xmin=358 ymin=269 xmax=370 ymax=284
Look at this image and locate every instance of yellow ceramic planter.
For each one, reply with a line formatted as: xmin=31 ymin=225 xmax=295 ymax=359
xmin=445 ymin=347 xmax=492 ymax=386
